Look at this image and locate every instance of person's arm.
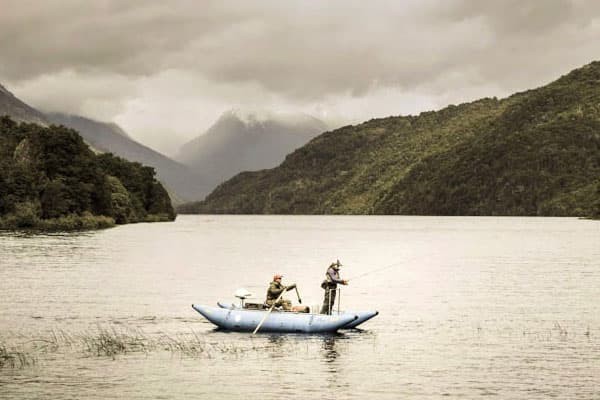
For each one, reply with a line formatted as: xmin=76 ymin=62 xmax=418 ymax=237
xmin=285 ymin=283 xmax=296 ymax=291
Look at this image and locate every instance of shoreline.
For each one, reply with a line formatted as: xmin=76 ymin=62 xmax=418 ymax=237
xmin=0 ymin=213 xmax=175 ymax=232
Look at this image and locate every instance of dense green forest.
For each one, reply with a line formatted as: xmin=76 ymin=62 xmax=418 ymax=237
xmin=0 ymin=117 xmax=175 ymax=230
xmin=180 ymin=61 xmax=600 ymax=218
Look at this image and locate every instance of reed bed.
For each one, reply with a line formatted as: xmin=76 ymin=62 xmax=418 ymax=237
xmin=79 ymin=327 xmax=150 ymax=357
xmin=1 ymin=326 xmax=269 ymax=367
xmin=0 ymin=344 xmax=36 ymax=369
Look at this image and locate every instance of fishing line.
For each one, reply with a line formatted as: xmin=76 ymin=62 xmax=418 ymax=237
xmin=346 ymin=260 xmax=409 ymax=281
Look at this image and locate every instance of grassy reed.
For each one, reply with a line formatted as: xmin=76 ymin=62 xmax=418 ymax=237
xmin=1 ymin=326 xmax=265 ymax=367
xmin=80 ymin=327 xmax=149 ymax=358
xmin=76 ymin=327 xmax=260 ymax=358
xmin=0 ymin=344 xmax=36 ymax=369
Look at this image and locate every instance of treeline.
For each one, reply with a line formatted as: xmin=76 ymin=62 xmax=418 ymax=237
xmin=180 ymin=61 xmax=600 ymax=218
xmin=0 ymin=117 xmax=175 ymax=230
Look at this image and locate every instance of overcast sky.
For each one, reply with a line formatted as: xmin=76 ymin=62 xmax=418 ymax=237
xmin=2 ymin=0 xmax=599 ymax=155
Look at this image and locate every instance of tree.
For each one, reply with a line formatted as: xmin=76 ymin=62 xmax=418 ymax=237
xmin=40 ymin=178 xmax=70 ymax=219
xmin=105 ymin=175 xmax=134 ymax=224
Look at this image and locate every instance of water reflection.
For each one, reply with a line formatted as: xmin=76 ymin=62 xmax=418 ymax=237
xmin=266 ymin=334 xmax=287 ymax=359
xmin=267 ymin=334 xmax=287 ymax=346
xmin=260 ymin=332 xmax=351 ymax=365
xmin=321 ymin=336 xmax=340 ymax=363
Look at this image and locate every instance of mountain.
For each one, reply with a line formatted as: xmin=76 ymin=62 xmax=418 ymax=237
xmin=0 ymin=85 xmax=210 ymax=202
xmin=180 ymin=61 xmax=600 ymax=218
xmin=45 ymin=113 xmax=210 ymax=202
xmin=0 ymin=117 xmax=175 ymax=230
xmin=176 ymin=110 xmax=327 ymax=190
xmin=0 ymin=83 xmax=48 ymax=126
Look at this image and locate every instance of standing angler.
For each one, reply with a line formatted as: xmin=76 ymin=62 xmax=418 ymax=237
xmin=320 ymin=260 xmax=348 ymax=314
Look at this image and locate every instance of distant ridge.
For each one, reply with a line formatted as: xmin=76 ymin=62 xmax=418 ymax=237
xmin=176 ymin=109 xmax=327 ymax=190
xmin=0 ymin=83 xmax=48 ymax=126
xmin=181 ymin=61 xmax=600 ymax=218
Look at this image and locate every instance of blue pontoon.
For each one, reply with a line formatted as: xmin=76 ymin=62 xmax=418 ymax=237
xmin=192 ymin=304 xmax=361 ymax=333
xmin=192 ymin=288 xmax=377 ymax=333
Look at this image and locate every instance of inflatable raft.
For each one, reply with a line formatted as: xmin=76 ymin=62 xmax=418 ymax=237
xmin=192 ymin=287 xmax=378 ymax=333
xmin=214 ymin=302 xmax=378 ymax=330
xmin=192 ymin=304 xmax=359 ymax=333
xmin=331 ymin=309 xmax=379 ymax=329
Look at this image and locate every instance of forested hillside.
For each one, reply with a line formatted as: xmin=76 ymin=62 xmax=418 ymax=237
xmin=47 ymin=112 xmax=210 ymax=202
xmin=0 ymin=117 xmax=175 ymax=230
xmin=180 ymin=62 xmax=600 ymax=218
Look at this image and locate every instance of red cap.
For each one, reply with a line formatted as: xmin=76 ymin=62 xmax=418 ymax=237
xmin=273 ymin=274 xmax=283 ymax=280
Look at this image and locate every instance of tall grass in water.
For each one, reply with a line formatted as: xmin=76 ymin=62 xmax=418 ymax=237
xmin=0 ymin=344 xmax=36 ymax=369
xmin=0 ymin=326 xmax=265 ymax=366
xmin=80 ymin=327 xmax=149 ymax=358
xmin=74 ymin=327 xmax=262 ymax=358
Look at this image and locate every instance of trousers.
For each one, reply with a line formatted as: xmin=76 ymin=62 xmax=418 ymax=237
xmin=320 ymin=287 xmax=337 ymax=314
xmin=266 ymin=298 xmax=292 ymax=311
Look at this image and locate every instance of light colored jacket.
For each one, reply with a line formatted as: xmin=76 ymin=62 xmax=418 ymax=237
xmin=325 ymin=266 xmax=344 ymax=287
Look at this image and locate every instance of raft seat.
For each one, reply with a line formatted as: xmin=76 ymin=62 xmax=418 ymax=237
xmin=243 ymin=302 xmax=268 ymax=310
xmin=243 ymin=302 xmax=309 ymax=313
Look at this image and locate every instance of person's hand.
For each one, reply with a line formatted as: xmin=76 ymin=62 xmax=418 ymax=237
xmin=343 ymin=280 xmax=349 ymax=285
xmin=286 ymin=283 xmax=297 ymax=291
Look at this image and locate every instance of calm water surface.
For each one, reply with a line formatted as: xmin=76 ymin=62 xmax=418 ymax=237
xmin=1 ymin=215 xmax=599 ymax=399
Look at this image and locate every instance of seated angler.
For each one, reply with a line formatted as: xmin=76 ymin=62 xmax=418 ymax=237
xmin=265 ymin=274 xmax=296 ymax=311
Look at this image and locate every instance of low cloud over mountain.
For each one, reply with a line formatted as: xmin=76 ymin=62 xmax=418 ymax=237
xmin=176 ymin=109 xmax=327 ymax=190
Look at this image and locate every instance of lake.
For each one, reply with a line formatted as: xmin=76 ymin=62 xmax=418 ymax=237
xmin=1 ymin=215 xmax=599 ymax=399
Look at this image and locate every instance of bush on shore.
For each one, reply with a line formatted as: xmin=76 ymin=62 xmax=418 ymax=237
xmin=0 ymin=212 xmax=115 ymax=231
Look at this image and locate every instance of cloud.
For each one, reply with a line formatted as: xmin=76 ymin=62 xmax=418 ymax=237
xmin=4 ymin=0 xmax=599 ymax=98
xmin=1 ymin=0 xmax=600 ymax=154
xmin=113 ymin=70 xmax=281 ymax=156
xmin=11 ymin=70 xmax=137 ymax=120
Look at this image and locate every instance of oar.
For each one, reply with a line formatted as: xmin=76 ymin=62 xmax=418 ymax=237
xmin=294 ymin=287 xmax=302 ymax=304
xmin=253 ymin=290 xmax=285 ymax=334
